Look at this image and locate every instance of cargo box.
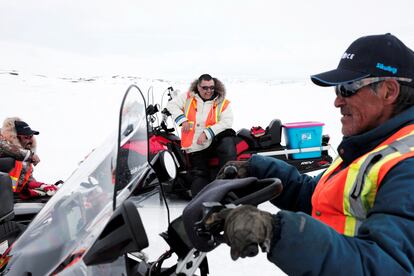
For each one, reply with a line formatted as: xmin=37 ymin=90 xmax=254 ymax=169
xmin=283 ymin=121 xmax=324 ymax=159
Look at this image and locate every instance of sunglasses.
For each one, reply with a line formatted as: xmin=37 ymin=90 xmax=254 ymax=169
xmin=335 ymin=77 xmax=412 ymax=98
xmin=200 ymin=86 xmax=215 ymax=91
xmin=18 ymin=135 xmax=33 ymax=140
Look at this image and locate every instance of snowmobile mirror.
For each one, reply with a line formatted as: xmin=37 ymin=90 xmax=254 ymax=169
xmin=150 ymin=150 xmax=177 ymax=182
xmin=83 ymin=199 xmax=149 ymax=266
xmin=80 ymin=176 xmax=99 ymax=189
xmin=88 ymin=176 xmax=99 ymax=186
xmin=146 ymin=104 xmax=159 ymax=116
xmin=114 ymin=84 xmax=148 ymax=210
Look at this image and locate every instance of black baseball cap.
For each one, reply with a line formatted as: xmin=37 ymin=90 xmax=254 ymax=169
xmin=311 ymin=33 xmax=414 ymax=86
xmin=15 ymin=121 xmax=40 ymax=136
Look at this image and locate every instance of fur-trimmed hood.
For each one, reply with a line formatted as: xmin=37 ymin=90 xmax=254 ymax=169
xmin=0 ymin=117 xmax=37 ymax=152
xmin=188 ymin=77 xmax=226 ymax=103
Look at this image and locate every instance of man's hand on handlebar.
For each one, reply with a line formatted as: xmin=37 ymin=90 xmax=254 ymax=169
xmin=219 ymin=205 xmax=281 ymax=261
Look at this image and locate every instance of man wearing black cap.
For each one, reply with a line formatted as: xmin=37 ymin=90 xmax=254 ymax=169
xmin=206 ymin=34 xmax=414 ymax=274
xmin=0 ymin=117 xmax=58 ymax=200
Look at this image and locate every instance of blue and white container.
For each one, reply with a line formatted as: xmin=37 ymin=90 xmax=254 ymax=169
xmin=283 ymin=121 xmax=324 ymax=159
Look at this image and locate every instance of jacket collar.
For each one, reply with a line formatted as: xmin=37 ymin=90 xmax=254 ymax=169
xmin=338 ymin=106 xmax=414 ymax=165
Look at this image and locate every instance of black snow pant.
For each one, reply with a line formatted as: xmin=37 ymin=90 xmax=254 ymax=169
xmin=188 ymin=129 xmax=236 ymax=197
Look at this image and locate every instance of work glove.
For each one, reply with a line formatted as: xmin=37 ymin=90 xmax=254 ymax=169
xmin=219 ymin=205 xmax=281 ymax=261
xmin=216 ymin=160 xmax=250 ymax=179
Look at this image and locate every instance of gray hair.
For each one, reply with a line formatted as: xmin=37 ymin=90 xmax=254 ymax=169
xmin=392 ymin=84 xmax=414 ymax=116
xmin=370 ymin=82 xmax=414 ymax=116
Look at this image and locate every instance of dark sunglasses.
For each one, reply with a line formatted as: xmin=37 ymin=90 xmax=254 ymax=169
xmin=18 ymin=135 xmax=33 ymax=140
xmin=200 ymin=86 xmax=215 ymax=91
xmin=335 ymin=77 xmax=412 ymax=98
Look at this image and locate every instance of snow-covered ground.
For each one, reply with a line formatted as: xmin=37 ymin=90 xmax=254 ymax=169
xmin=0 ymin=70 xmax=341 ymax=183
xmin=0 ymin=69 xmax=340 ymax=275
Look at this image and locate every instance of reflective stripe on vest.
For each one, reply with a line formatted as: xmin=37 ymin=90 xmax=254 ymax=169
xmin=206 ymin=100 xmax=230 ymax=127
xmin=9 ymin=160 xmax=33 ymax=193
xmin=181 ymin=95 xmax=230 ymax=148
xmin=312 ymin=125 xmax=414 ymax=236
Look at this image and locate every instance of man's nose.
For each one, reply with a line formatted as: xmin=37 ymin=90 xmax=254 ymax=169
xmin=334 ymin=94 xmax=346 ymax=107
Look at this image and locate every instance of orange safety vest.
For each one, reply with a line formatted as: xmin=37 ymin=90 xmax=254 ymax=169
xmin=181 ymin=93 xmax=230 ymax=148
xmin=9 ymin=160 xmax=33 ymax=193
xmin=312 ymin=124 xmax=414 ymax=236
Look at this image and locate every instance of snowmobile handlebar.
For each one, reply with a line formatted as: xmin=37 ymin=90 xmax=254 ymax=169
xmin=182 ymin=177 xmax=282 ymax=252
xmin=146 ymin=104 xmax=175 ymax=133
xmin=146 ymin=104 xmax=159 ymax=116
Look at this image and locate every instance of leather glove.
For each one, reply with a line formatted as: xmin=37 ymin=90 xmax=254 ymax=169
xmin=216 ymin=161 xmax=250 ymax=179
xmin=219 ymin=205 xmax=280 ymax=261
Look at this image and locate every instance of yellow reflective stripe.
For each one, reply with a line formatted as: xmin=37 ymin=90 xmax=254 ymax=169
xmin=343 ymin=153 xmax=370 ymax=236
xmin=10 ymin=177 xmax=18 ymax=191
xmin=184 ymin=98 xmax=193 ymax=117
xmin=217 ymin=99 xmax=229 ymax=122
xmin=320 ymin=157 xmax=342 ymax=178
xmin=365 ymin=150 xmax=406 ymax=206
xmin=215 ymin=100 xmax=224 ymax=122
xmin=344 ymin=215 xmax=357 ymax=236
xmin=214 ymin=103 xmax=219 ymax=122
xmin=343 ymin=142 xmax=414 ymax=237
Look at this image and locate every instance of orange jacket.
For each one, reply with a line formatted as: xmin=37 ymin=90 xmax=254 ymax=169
xmin=312 ymin=124 xmax=414 ymax=236
xmin=9 ymin=160 xmax=33 ymax=193
xmin=181 ymin=94 xmax=230 ymax=148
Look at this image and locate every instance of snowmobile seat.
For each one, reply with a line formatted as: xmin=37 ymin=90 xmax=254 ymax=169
xmin=258 ymin=119 xmax=282 ymax=148
xmin=236 ymin=128 xmax=260 ymax=150
xmin=0 ymin=172 xmax=14 ymax=223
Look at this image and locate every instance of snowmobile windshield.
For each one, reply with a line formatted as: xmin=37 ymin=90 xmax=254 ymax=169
xmin=3 ymin=89 xmax=150 ymax=275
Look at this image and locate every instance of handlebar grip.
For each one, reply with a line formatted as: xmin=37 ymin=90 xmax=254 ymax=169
xmin=161 ymin=108 xmax=171 ymax=116
xmin=232 ymin=178 xmax=282 ymax=206
xmin=161 ymin=121 xmax=175 ymax=133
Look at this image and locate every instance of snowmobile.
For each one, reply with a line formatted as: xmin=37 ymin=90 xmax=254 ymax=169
xmin=0 ymin=84 xmax=284 ymax=275
xmin=146 ymin=87 xmax=333 ymax=198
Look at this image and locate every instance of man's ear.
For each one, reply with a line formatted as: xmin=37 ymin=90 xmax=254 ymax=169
xmin=383 ymin=79 xmax=400 ymax=104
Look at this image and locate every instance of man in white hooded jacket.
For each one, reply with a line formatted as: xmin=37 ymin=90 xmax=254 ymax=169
xmin=167 ymin=74 xmax=236 ymax=196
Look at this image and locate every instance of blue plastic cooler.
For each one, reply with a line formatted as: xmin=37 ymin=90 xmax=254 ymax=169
xmin=283 ymin=121 xmax=324 ymax=159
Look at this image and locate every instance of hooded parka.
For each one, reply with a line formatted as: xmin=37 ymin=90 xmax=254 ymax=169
xmin=167 ymin=78 xmax=233 ymax=153
xmin=0 ymin=117 xmax=37 ymax=192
